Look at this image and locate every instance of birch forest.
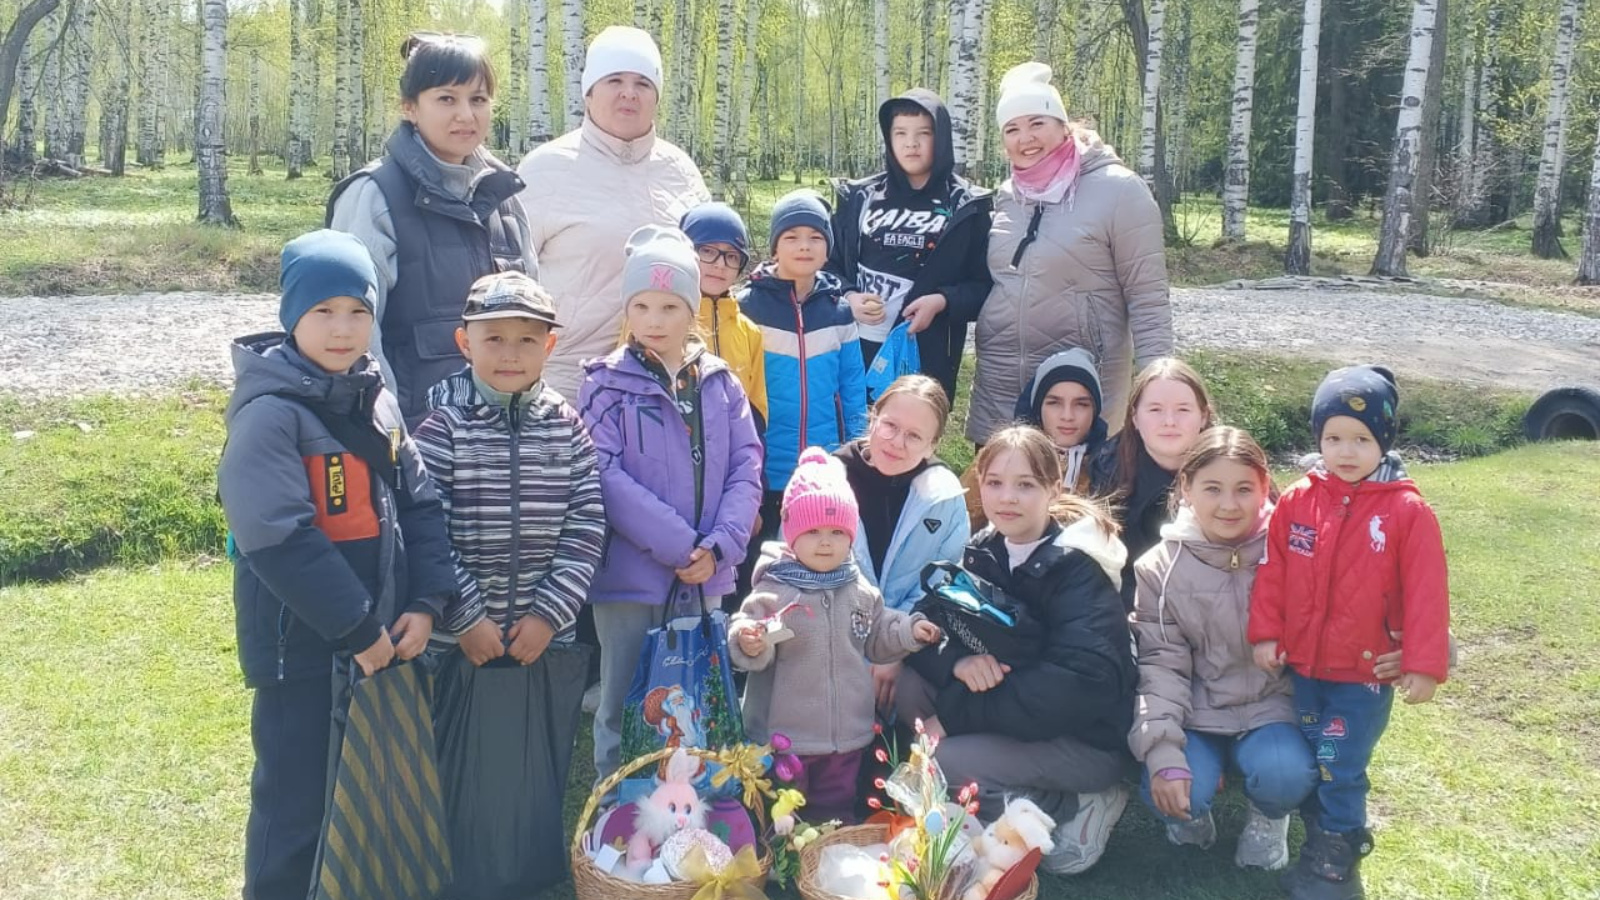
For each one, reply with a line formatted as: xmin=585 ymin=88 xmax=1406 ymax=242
xmin=5 ymin=0 xmax=1600 ymax=278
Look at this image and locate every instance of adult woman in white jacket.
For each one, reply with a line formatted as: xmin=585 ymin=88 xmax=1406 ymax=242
xmin=515 ymin=26 xmax=710 ymax=400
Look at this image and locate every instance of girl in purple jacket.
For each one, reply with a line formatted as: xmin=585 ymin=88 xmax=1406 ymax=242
xmin=577 ymin=225 xmax=765 ymax=779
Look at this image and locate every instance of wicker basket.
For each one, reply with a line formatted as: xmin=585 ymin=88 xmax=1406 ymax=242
xmin=796 ymin=823 xmax=1038 ymax=900
xmin=569 ymin=745 xmax=773 ymax=900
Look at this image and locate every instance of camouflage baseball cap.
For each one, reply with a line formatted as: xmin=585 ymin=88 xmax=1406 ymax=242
xmin=461 ymin=271 xmax=560 ymax=326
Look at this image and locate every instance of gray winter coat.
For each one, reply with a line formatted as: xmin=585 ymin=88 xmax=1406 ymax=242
xmin=967 ymin=134 xmax=1173 ymax=444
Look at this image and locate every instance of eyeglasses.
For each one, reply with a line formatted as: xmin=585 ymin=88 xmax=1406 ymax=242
xmin=695 ymin=245 xmax=746 ymax=269
xmin=871 ymin=417 xmax=932 ymax=451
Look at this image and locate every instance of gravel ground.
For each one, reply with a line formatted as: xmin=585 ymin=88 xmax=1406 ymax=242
xmin=1 ymin=287 xmax=1596 ymax=397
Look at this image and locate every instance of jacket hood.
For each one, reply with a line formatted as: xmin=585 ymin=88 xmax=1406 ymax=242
xmin=879 ymin=89 xmax=955 ymax=197
xmin=386 ymin=121 xmax=522 ymax=206
xmin=752 ymin=539 xmax=792 ymax=584
xmin=835 ymin=438 xmax=963 ymax=502
xmin=1075 ymin=129 xmax=1126 ymax=178
xmin=1158 ymin=503 xmax=1272 ymax=571
xmin=225 ymin=332 xmax=384 ymax=423
xmin=1052 ymin=515 xmax=1128 ymax=591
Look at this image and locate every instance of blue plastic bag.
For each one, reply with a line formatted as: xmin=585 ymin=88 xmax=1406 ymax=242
xmin=866 ymin=321 xmax=922 ymax=402
xmin=618 ymin=583 xmax=744 ymax=785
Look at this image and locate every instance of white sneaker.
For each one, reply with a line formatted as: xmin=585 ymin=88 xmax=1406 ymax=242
xmin=581 ymin=682 xmax=602 ymax=715
xmin=1041 ymin=784 xmax=1128 ymax=875
xmin=1165 ymin=810 xmax=1216 ymax=849
xmin=1234 ymin=803 xmax=1291 ymax=870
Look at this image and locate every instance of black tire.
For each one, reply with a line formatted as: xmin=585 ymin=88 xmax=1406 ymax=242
xmin=1523 ymin=387 xmax=1600 ymax=442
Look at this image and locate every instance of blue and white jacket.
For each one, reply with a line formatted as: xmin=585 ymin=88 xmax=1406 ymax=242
xmin=836 ymin=443 xmax=971 ymax=612
xmin=739 ymin=265 xmax=869 ymax=490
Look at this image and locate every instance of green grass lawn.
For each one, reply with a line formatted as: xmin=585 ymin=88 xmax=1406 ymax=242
xmin=3 ymin=441 xmax=1597 ymax=899
xmin=3 ymin=159 xmax=1594 ymax=313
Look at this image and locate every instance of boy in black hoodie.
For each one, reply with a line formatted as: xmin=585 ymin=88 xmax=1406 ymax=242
xmin=828 ymin=89 xmax=993 ymax=406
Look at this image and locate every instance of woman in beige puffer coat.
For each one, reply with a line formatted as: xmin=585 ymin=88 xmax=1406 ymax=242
xmin=966 ymin=62 xmax=1173 ymax=445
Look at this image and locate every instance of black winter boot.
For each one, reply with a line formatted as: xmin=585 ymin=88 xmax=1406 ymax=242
xmin=1284 ymin=828 xmax=1373 ymax=900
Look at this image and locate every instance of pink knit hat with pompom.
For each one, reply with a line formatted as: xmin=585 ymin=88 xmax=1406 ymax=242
xmin=781 ymin=447 xmax=860 ymax=546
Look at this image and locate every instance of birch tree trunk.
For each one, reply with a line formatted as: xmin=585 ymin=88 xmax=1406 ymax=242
xmin=136 ymin=0 xmax=165 ymax=167
xmin=1531 ymin=0 xmax=1582 ymax=259
xmin=1074 ymin=0 xmax=1099 ymax=122
xmin=1035 ymin=0 xmax=1058 ymax=65
xmin=634 ymin=0 xmax=650 ymax=29
xmin=673 ymin=0 xmax=693 ymax=146
xmin=711 ymin=0 xmax=736 ymax=197
xmin=347 ymin=0 xmax=366 ymax=164
xmin=42 ymin=8 xmax=65 ymax=161
xmin=946 ymin=0 xmax=979 ymax=176
xmin=1577 ymin=112 xmax=1600 ymax=284
xmin=793 ymin=0 xmax=804 ymax=183
xmin=874 ymin=0 xmax=890 ymax=107
xmin=1407 ymin=0 xmax=1447 ymax=255
xmin=945 ymin=0 xmax=963 ymax=107
xmin=528 ymin=0 xmax=553 ymax=145
xmin=562 ymin=0 xmax=585 ymax=131
xmin=1452 ymin=37 xmax=1476 ymax=221
xmin=286 ymin=0 xmax=309 ymax=177
xmin=60 ymin=0 xmax=92 ymax=168
xmin=0 ymin=0 xmax=64 ymax=155
xmin=1371 ymin=0 xmax=1438 ymax=277
xmin=1456 ymin=2 xmax=1498 ymax=227
xmin=1221 ymin=0 xmax=1259 ymax=242
xmin=196 ymin=0 xmax=236 ymax=225
xmin=509 ymin=0 xmax=527 ymax=153
xmin=99 ymin=0 xmax=133 ymax=175
xmin=1284 ymin=0 xmax=1322 ymax=275
xmin=248 ymin=50 xmax=263 ymax=175
xmin=920 ymin=0 xmax=938 ymax=88
xmin=12 ymin=18 xmax=40 ymax=164
xmin=973 ymin=0 xmax=992 ymax=176
xmin=331 ymin=0 xmax=351 ymax=179
xmin=731 ymin=0 xmax=761 ymax=207
xmin=1137 ymin=0 xmax=1165 ymax=190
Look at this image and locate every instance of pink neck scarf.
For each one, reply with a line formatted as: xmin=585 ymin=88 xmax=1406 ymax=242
xmin=1012 ymin=136 xmax=1081 ymax=204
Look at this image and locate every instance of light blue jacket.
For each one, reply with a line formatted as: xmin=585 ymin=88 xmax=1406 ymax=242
xmin=851 ymin=464 xmax=971 ymax=612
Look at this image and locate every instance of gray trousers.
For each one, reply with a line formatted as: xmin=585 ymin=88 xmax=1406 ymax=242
xmin=592 ymin=596 xmax=719 ymax=781
xmin=895 ymin=666 xmax=1129 ymax=824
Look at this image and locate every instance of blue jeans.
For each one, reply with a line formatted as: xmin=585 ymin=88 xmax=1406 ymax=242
xmin=1140 ymin=722 xmax=1318 ymax=823
xmin=1290 ymin=672 xmax=1395 ymax=835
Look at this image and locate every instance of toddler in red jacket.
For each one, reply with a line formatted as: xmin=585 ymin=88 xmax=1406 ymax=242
xmin=1248 ymin=365 xmax=1450 ymax=900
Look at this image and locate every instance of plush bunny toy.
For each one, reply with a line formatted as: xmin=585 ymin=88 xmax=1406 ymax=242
xmin=627 ymin=748 xmax=707 ymax=871
xmin=962 ymin=798 xmax=1056 ymax=900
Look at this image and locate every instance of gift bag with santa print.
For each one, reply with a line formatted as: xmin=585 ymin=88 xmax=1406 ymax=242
xmin=619 ymin=580 xmax=744 ymax=783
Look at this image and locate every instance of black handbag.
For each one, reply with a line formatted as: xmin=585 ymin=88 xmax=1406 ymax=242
xmin=913 ymin=561 xmax=1043 ymax=666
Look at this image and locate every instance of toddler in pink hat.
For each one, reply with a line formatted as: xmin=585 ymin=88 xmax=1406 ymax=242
xmin=729 ymin=448 xmax=942 ymax=824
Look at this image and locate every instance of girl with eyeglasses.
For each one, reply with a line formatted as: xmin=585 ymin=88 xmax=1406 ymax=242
xmin=832 ymin=374 xmax=970 ymax=714
xmin=328 ymin=33 xmax=537 ymax=426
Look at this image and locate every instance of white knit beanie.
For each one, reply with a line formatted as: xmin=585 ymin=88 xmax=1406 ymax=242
xmin=996 ymin=62 xmax=1067 ymax=127
xmin=581 ymin=26 xmax=664 ymax=96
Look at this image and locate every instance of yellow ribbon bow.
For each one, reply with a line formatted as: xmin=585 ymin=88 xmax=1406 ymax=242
xmin=682 ymin=844 xmax=767 ymax=900
xmin=708 ymin=744 xmax=774 ymax=815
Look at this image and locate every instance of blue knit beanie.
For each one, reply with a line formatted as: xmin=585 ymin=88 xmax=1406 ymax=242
xmin=768 ymin=190 xmax=833 ymax=254
xmin=1312 ymin=365 xmax=1400 ymax=454
xmin=279 ymin=229 xmax=379 ymax=333
xmin=680 ymin=202 xmax=750 ymax=266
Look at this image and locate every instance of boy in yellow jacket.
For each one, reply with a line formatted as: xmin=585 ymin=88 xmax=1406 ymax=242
xmin=682 ymin=201 xmax=767 ymax=431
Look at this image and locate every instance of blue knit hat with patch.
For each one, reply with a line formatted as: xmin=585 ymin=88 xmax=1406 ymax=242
xmin=680 ymin=201 xmax=751 ymax=267
xmin=279 ymin=229 xmax=378 ymax=333
xmin=768 ymin=189 xmax=833 ymax=255
xmin=1312 ymin=365 xmax=1400 ymax=454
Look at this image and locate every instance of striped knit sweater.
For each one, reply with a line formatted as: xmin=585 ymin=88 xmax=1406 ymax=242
xmin=413 ymin=369 xmax=606 ymax=642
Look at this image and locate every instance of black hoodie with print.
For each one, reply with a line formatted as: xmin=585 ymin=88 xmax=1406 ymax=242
xmin=827 ymin=89 xmax=993 ymax=405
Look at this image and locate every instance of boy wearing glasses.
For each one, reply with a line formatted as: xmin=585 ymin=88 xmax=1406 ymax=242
xmin=681 ymin=202 xmax=767 ymax=432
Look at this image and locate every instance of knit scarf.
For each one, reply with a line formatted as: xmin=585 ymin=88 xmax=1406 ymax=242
xmin=1306 ymin=451 xmax=1410 ymax=483
xmin=765 ymin=555 xmax=861 ymax=591
xmin=1012 ymin=136 xmax=1081 ymax=205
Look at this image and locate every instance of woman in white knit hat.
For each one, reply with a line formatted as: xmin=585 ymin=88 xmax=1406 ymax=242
xmin=965 ymin=62 xmax=1173 ymax=448
xmin=515 ymin=25 xmax=711 ymax=404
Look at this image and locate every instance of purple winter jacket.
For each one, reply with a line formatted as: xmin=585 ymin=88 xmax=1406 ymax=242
xmin=577 ymin=346 xmax=765 ymax=604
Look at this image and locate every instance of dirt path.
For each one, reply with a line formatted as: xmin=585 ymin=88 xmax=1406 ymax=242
xmin=0 ymin=285 xmax=1595 ymax=396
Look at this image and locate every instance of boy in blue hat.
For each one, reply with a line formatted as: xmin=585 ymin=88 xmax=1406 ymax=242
xmin=219 ymin=229 xmax=456 ymax=900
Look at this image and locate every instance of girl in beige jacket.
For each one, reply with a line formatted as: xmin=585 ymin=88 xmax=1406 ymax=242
xmin=1128 ymin=427 xmax=1316 ymax=871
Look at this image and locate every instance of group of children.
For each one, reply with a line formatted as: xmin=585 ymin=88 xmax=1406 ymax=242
xmin=223 ymin=190 xmax=1449 ymax=900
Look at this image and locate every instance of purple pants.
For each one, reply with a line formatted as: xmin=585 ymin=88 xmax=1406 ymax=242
xmin=795 ymin=752 xmax=863 ymax=825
